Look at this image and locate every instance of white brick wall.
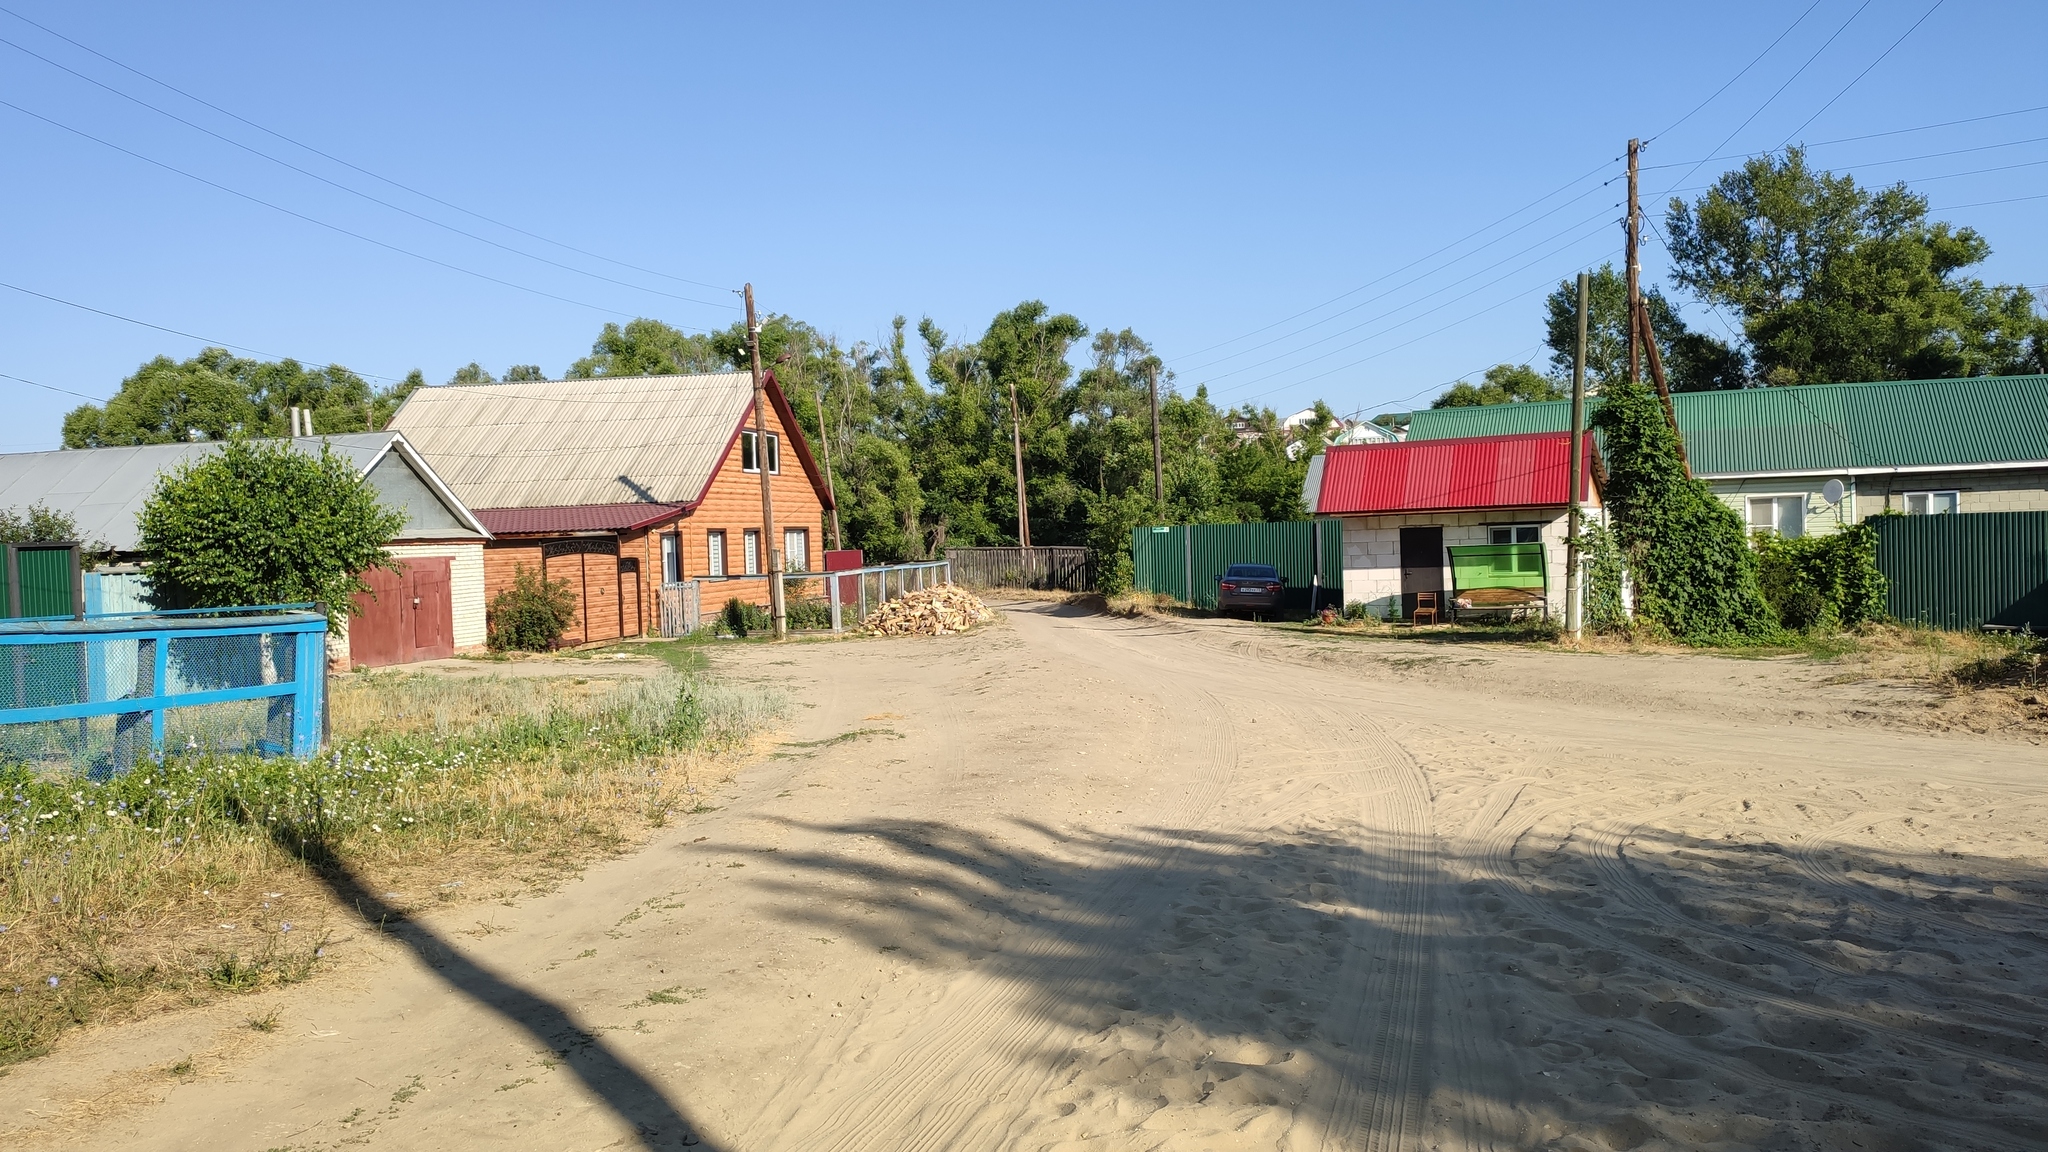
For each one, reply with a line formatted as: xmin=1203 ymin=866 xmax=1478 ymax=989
xmin=1339 ymin=507 xmax=1599 ymax=619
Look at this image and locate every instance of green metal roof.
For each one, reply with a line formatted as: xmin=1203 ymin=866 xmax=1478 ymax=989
xmin=1404 ymin=374 xmax=2048 ymax=476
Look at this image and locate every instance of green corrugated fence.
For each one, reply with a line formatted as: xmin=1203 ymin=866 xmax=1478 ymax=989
xmin=1870 ymin=511 xmax=2048 ymax=632
xmin=1131 ymin=521 xmax=1344 ymax=612
xmin=2 ymin=543 xmax=81 ymax=620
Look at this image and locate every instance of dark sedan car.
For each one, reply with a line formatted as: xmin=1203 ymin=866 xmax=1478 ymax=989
xmin=1215 ymin=563 xmax=1287 ymax=617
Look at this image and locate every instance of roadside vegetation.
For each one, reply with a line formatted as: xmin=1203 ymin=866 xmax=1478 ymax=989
xmin=0 ymin=655 xmax=785 ymax=1069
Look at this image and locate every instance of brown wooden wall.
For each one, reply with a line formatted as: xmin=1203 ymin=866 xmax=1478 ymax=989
xmin=479 ymin=396 xmax=829 ymax=644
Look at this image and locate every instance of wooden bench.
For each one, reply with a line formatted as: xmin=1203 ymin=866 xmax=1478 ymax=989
xmin=1452 ymin=585 xmax=1548 ymax=622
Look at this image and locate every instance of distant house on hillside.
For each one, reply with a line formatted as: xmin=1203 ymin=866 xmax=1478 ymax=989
xmin=1314 ymin=431 xmax=1602 ymax=620
xmin=389 ymin=372 xmax=833 ymax=647
xmin=0 ymin=433 xmax=492 ymax=668
xmin=1404 ymin=374 xmax=2048 ymax=538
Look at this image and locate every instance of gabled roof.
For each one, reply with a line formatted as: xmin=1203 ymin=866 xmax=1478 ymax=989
xmin=1316 ymin=432 xmax=1597 ymax=516
xmin=388 ymin=371 xmax=834 ymax=513
xmin=0 ymin=432 xmax=487 ymax=551
xmin=1404 ymin=374 xmax=2048 ymax=477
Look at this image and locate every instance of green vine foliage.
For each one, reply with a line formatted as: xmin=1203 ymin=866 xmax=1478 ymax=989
xmin=1753 ymin=520 xmax=1887 ymax=632
xmin=1574 ymin=521 xmax=1630 ymax=632
xmin=1591 ymin=380 xmax=1779 ymax=645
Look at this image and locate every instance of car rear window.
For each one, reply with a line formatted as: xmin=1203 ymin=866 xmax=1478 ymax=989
xmin=1225 ymin=565 xmax=1278 ymax=579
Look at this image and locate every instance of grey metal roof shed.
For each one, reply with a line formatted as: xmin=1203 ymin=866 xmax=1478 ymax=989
xmin=0 ymin=432 xmax=489 ymax=552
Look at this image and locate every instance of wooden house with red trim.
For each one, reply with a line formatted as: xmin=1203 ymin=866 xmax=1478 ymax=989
xmin=389 ymin=371 xmax=832 ymax=646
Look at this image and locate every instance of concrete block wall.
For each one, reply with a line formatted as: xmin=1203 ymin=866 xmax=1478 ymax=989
xmin=1339 ymin=508 xmax=1589 ymax=619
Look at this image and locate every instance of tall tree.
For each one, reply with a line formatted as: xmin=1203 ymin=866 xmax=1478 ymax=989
xmin=1432 ymin=363 xmax=1565 ymax=408
xmin=566 ymin=318 xmax=725 ymax=378
xmin=62 ymin=348 xmax=413 ymax=446
xmin=1665 ymin=148 xmax=2048 ymax=384
xmin=1542 ymin=265 xmax=1747 ymax=393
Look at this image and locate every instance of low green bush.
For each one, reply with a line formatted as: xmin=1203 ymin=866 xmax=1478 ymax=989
xmin=718 ymin=597 xmax=773 ymax=637
xmin=487 ymin=563 xmax=577 ymax=651
xmin=786 ymin=599 xmax=833 ymax=630
xmin=1754 ymin=522 xmax=1887 ymax=632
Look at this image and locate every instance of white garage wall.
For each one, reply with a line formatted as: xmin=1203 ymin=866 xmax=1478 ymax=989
xmin=1340 ymin=509 xmax=1588 ymax=619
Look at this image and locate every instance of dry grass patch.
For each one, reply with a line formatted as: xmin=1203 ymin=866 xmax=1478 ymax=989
xmin=0 ymin=667 xmax=786 ymax=1069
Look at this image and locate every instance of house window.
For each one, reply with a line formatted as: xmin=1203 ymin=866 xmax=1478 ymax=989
xmin=1488 ymin=525 xmax=1541 ymax=545
xmin=1903 ymin=490 xmax=1959 ymax=515
xmin=706 ymin=530 xmax=727 ymax=578
xmin=743 ymin=529 xmax=761 ymax=576
xmin=784 ymin=527 xmax=809 ymax=573
xmin=740 ymin=430 xmax=781 ymax=474
xmin=661 ymin=533 xmax=681 ymax=584
xmin=1747 ymin=495 xmax=1805 ymax=538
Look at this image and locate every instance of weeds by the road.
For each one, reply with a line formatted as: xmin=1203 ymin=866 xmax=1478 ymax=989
xmin=0 ymin=667 xmax=785 ymax=1068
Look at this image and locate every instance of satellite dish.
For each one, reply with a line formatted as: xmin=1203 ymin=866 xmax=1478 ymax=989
xmin=1821 ymin=478 xmax=1846 ymax=505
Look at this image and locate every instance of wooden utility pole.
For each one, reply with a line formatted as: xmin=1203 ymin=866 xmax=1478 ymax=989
xmin=1008 ymin=377 xmax=1031 ymax=548
xmin=814 ymin=380 xmax=843 ymax=551
xmin=1147 ymin=360 xmax=1165 ymax=505
xmin=1566 ymin=271 xmax=1589 ymax=641
xmin=1625 ymin=137 xmax=1642 ymax=386
xmin=743 ymin=284 xmax=786 ymax=639
xmin=1635 ymin=302 xmax=1691 ymax=476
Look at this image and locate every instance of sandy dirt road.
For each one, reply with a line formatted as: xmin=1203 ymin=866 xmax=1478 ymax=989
xmin=7 ymin=602 xmax=2047 ymax=1151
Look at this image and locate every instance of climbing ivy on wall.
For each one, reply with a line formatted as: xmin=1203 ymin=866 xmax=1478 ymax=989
xmin=1575 ymin=521 xmax=1630 ymax=632
xmin=1591 ymin=380 xmax=1779 ymax=645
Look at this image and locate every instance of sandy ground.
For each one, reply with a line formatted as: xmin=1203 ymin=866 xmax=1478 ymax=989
xmin=5 ymin=603 xmax=2046 ymax=1152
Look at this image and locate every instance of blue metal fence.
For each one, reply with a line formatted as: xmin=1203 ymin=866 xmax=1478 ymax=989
xmin=0 ymin=605 xmax=327 ymax=776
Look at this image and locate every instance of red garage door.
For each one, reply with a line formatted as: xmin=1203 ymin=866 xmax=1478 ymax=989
xmin=350 ymin=557 xmax=455 ymax=668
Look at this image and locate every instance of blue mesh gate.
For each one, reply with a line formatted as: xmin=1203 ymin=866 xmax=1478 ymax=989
xmin=0 ymin=606 xmax=327 ymax=776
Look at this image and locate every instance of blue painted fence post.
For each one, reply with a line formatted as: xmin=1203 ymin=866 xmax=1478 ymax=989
xmin=292 ymin=622 xmax=325 ymax=757
xmin=150 ymin=632 xmax=169 ymax=753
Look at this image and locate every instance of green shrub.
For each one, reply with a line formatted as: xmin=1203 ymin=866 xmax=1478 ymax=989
xmin=1592 ymin=380 xmax=1777 ymax=645
xmin=138 ymin=439 xmax=405 ymax=626
xmin=786 ymin=598 xmax=833 ymax=630
xmin=487 ymin=563 xmax=577 ymax=651
xmin=719 ymin=597 xmax=772 ymax=637
xmin=1754 ymin=521 xmax=1887 ymax=632
xmin=1575 ymin=521 xmax=1631 ymax=632
xmin=1342 ymin=600 xmax=1373 ymax=621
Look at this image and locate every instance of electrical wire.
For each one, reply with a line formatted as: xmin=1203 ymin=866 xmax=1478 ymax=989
xmin=0 ymin=3 xmax=736 ymax=295
xmin=0 ymin=34 xmax=735 ymax=314
xmin=1637 ymin=104 xmax=2048 ymax=171
xmin=1776 ymin=0 xmax=1945 ymax=147
xmin=0 ymin=279 xmax=402 ymax=380
xmin=0 ymin=97 xmax=714 ymax=329
xmin=1655 ymin=0 xmax=1875 ymax=199
xmin=0 ymin=370 xmax=103 ymax=402
xmin=1646 ymin=0 xmax=1826 ymax=143
xmin=1167 ymin=157 xmax=1617 ymax=365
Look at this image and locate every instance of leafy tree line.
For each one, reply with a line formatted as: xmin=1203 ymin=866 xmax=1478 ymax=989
xmin=1434 ymin=148 xmax=2047 ymax=409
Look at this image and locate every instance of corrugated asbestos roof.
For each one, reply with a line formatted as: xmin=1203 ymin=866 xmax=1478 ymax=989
xmin=389 ymin=372 xmax=757 ymax=510
xmin=1316 ymin=432 xmax=1596 ymax=515
xmin=0 ymin=433 xmax=480 ymax=551
xmin=1404 ymin=374 xmax=2048 ymax=476
xmin=476 ymin=503 xmax=688 ymax=535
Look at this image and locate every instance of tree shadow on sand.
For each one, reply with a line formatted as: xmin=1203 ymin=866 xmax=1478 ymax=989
xmin=741 ymin=812 xmax=2048 ymax=1151
xmin=273 ymin=829 xmax=718 ymax=1151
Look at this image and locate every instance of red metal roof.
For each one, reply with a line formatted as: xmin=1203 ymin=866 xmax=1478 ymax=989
xmin=1316 ymin=431 xmax=1596 ymax=515
xmin=475 ymin=502 xmax=689 ymax=535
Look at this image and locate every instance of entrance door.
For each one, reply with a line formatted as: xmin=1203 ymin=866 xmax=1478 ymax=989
xmin=408 ymin=558 xmax=453 ymax=660
xmin=1399 ymin=526 xmax=1444 ymax=620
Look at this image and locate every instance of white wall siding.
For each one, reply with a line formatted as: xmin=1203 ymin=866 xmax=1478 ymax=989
xmin=1340 ymin=508 xmax=1584 ymax=619
xmin=386 ymin=542 xmax=488 ymax=651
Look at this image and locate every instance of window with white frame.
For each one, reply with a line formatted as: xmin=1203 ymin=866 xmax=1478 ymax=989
xmin=706 ymin=530 xmax=727 ymax=577
xmin=661 ymin=533 xmax=681 ymax=584
xmin=1903 ymin=490 xmax=1959 ymax=515
xmin=740 ymin=430 xmax=781 ymax=474
xmin=743 ymin=529 xmax=761 ymax=575
xmin=1488 ymin=524 xmax=1541 ymax=545
xmin=783 ymin=527 xmax=809 ymax=572
xmin=1746 ymin=495 xmax=1806 ymax=538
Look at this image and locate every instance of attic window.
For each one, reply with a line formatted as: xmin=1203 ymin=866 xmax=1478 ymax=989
xmin=741 ymin=430 xmax=780 ymax=474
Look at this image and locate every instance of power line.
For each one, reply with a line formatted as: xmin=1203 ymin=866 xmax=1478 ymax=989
xmin=0 ymin=2 xmax=735 ymax=296
xmin=1655 ymin=0 xmax=1876 ymax=199
xmin=1167 ymin=157 xmax=1617 ymax=365
xmin=1776 ymin=0 xmax=1946 ymax=147
xmin=0 ymin=370 xmax=103 ymax=402
xmin=0 ymin=34 xmax=736 ymax=313
xmin=1 ymin=97 xmax=713 ymax=329
xmin=0 ymin=279 xmax=401 ymax=380
xmin=1638 ymin=105 xmax=2048 ymax=171
xmin=1647 ymin=0 xmax=1826 ymax=142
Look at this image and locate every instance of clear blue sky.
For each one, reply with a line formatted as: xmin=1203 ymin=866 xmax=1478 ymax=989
xmin=4 ymin=1 xmax=2044 ymax=450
